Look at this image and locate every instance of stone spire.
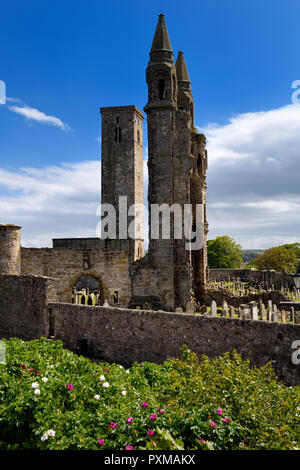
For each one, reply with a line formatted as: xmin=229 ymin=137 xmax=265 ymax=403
xmin=176 ymin=51 xmax=191 ymax=89
xmin=150 ymin=14 xmax=172 ymax=53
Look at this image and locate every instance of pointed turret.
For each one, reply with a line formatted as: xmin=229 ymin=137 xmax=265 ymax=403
xmin=149 ymin=14 xmax=173 ymax=64
xmin=175 ymin=50 xmax=194 ymax=122
xmin=151 ymin=14 xmax=172 ymax=53
xmin=176 ymin=51 xmax=191 ymax=88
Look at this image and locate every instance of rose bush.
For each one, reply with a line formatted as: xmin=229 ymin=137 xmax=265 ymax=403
xmin=0 ymin=338 xmax=299 ymax=450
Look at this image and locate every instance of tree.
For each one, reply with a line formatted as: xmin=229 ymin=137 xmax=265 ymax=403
xmin=207 ymin=236 xmax=243 ymax=269
xmin=251 ymin=246 xmax=298 ymax=273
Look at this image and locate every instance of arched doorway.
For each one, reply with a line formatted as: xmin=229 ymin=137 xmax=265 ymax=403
xmin=70 ymin=272 xmax=106 ymax=306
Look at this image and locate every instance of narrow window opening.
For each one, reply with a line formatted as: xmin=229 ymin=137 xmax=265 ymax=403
xmin=159 ymin=79 xmax=165 ymax=100
xmin=118 ymin=127 xmax=122 ymax=142
xmin=114 ymin=127 xmax=118 ymax=142
xmin=113 ymin=291 xmax=119 ymax=304
xmin=137 ymin=130 xmax=140 ymax=144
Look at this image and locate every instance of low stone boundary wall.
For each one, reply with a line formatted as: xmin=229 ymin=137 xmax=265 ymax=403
xmin=0 ymin=275 xmax=57 ymax=340
xmin=48 ymin=303 xmax=300 ymax=386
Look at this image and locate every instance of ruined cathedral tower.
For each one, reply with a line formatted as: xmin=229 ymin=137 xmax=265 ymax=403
xmin=131 ymin=14 xmax=208 ymax=310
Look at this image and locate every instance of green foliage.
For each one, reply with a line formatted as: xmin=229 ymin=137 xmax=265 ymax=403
xmin=251 ymin=246 xmax=298 ymax=273
xmin=207 ymin=236 xmax=243 ymax=269
xmin=0 ymin=339 xmax=299 ymax=450
xmin=242 ymin=249 xmax=264 ymax=265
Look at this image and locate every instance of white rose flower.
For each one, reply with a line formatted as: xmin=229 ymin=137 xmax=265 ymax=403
xmin=47 ymin=430 xmax=55 ymax=437
xmin=31 ymin=382 xmax=39 ymax=389
xmin=99 ymin=375 xmax=105 ymax=381
xmin=41 ymin=434 xmax=48 ymax=441
xmin=119 ymin=365 xmax=123 ymax=369
xmin=94 ymin=394 xmax=100 ymax=400
xmin=34 ymin=389 xmax=41 ymax=395
xmin=126 ymin=370 xmax=130 ymax=374
xmin=121 ymin=391 xmax=127 ymax=396
xmin=42 ymin=377 xmax=48 ymax=383
xmin=102 ymin=382 xmax=109 ymax=388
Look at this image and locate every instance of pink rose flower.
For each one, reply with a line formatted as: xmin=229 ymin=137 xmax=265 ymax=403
xmin=150 ymin=414 xmax=157 ymax=421
xmin=29 ymin=368 xmax=33 ymax=372
xmin=200 ymin=438 xmax=205 ymax=444
xmin=98 ymin=439 xmax=105 ymax=446
xmin=21 ymin=364 xmax=27 ymax=369
xmin=67 ymin=383 xmax=74 ymax=391
xmin=142 ymin=402 xmax=148 ymax=407
xmin=217 ymin=408 xmax=223 ymax=416
xmin=103 ymin=369 xmax=110 ymax=373
xmin=210 ymin=420 xmax=218 ymax=429
xmin=147 ymin=430 xmax=155 ymax=436
xmin=110 ymin=422 xmax=117 ymax=429
xmin=159 ymin=409 xmax=165 ymax=414
xmin=126 ymin=417 xmax=133 ymax=423
xmin=125 ymin=445 xmax=133 ymax=450
xmin=35 ymin=370 xmax=40 ymax=375
xmin=222 ymin=418 xmax=230 ymax=424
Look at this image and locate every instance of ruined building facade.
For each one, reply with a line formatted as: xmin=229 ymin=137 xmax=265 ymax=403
xmin=130 ymin=14 xmax=208 ymax=310
xmin=0 ymin=15 xmax=208 ymax=311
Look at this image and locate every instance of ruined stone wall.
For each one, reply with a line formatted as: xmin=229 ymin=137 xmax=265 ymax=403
xmin=49 ymin=302 xmax=300 ymax=386
xmin=0 ymin=275 xmax=57 ymax=340
xmin=21 ymin=248 xmax=132 ymax=306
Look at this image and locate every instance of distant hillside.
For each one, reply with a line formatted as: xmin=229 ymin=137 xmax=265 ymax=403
xmin=242 ymin=249 xmax=264 ymax=265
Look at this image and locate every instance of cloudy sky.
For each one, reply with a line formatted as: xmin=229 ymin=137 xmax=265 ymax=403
xmin=0 ymin=0 xmax=299 ymax=249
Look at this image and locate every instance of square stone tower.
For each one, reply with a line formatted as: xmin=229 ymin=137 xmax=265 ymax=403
xmin=100 ymin=106 xmax=144 ymax=261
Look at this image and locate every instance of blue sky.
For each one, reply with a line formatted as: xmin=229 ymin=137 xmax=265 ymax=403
xmin=1 ymin=0 xmax=300 ymax=248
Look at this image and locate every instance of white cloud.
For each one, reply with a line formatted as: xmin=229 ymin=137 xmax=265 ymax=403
xmin=0 ymin=161 xmax=100 ymax=246
xmin=199 ymin=103 xmax=300 ymax=248
xmin=8 ymin=104 xmax=70 ymax=131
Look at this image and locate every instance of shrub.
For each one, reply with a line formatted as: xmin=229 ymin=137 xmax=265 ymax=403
xmin=0 ymin=339 xmax=299 ymax=450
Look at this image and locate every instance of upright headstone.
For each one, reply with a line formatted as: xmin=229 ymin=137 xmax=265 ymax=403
xmin=266 ymin=306 xmax=273 ymax=321
xmin=186 ymin=302 xmax=195 ymax=314
xmin=291 ymin=307 xmax=295 ymax=323
xmin=240 ymin=304 xmax=250 ymax=320
xmin=210 ymin=300 xmax=217 ymax=317
xmin=221 ymin=300 xmax=228 ymax=317
xmin=229 ymin=305 xmax=235 ymax=318
xmin=295 ymin=311 xmax=300 ymax=325
xmin=260 ymin=305 xmax=267 ymax=321
xmin=250 ymin=303 xmax=258 ymax=321
xmin=281 ymin=310 xmax=286 ymax=323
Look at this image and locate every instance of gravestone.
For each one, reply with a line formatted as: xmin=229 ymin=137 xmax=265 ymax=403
xmin=250 ymin=304 xmax=258 ymax=321
xmin=229 ymin=306 xmax=235 ymax=318
xmin=210 ymin=300 xmax=217 ymax=317
xmin=186 ymin=302 xmax=195 ymax=314
xmin=175 ymin=307 xmax=183 ymax=313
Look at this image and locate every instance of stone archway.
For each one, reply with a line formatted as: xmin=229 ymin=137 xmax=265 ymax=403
xmin=68 ymin=271 xmax=107 ymax=306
